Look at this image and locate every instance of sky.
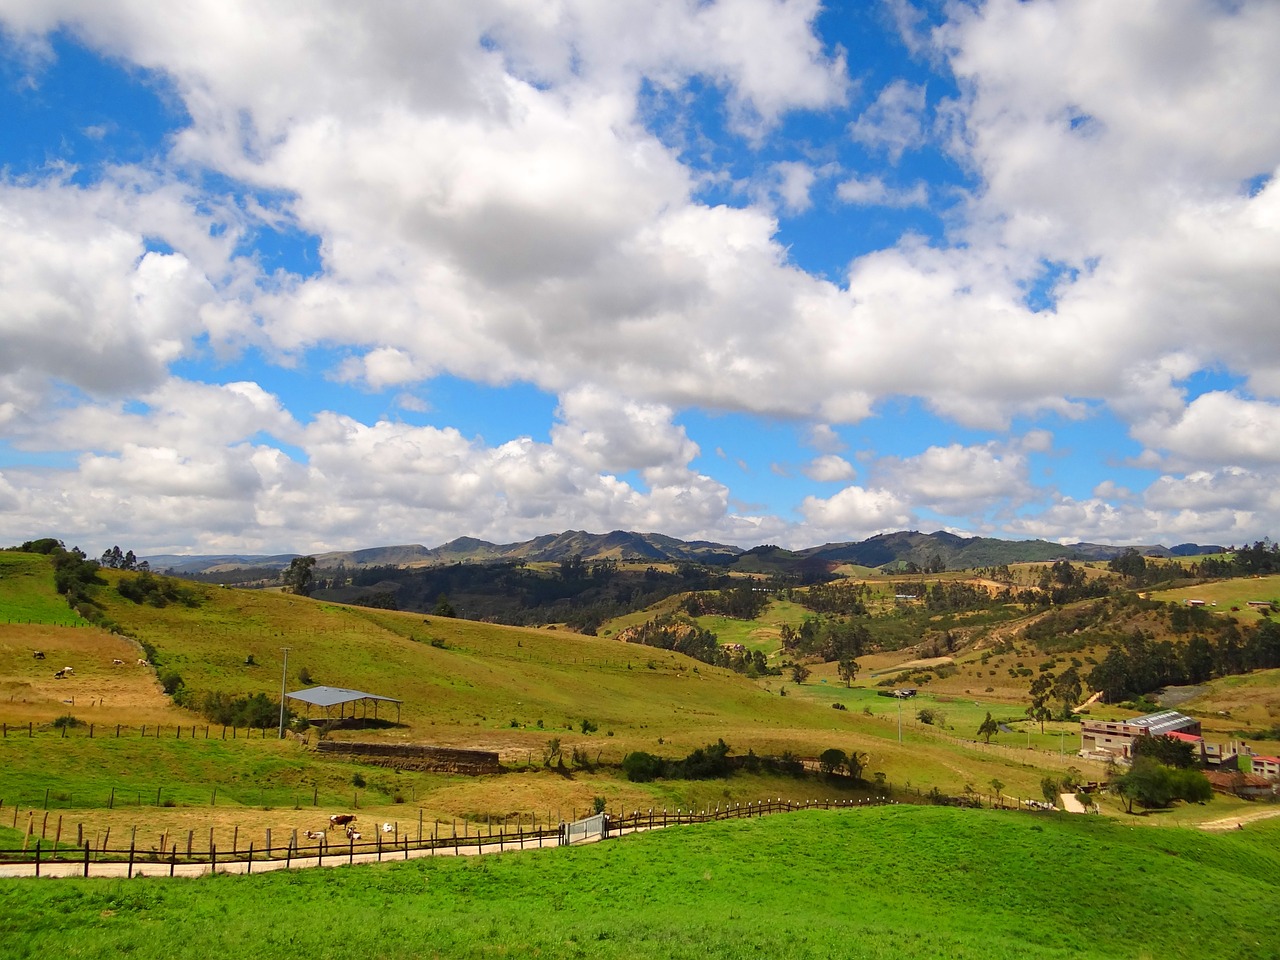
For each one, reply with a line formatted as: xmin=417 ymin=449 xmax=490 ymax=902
xmin=1 ymin=0 xmax=1279 ymax=557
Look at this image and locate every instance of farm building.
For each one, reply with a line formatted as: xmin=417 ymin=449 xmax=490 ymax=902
xmin=1079 ymin=710 xmax=1202 ymax=760
xmin=1252 ymin=755 xmax=1280 ymax=780
xmin=287 ymin=685 xmax=402 ymax=724
xmin=1205 ymin=769 xmax=1277 ymax=799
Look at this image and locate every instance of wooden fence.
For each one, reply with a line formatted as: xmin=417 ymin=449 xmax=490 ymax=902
xmin=0 ymin=797 xmax=901 ymax=877
xmin=2 ymin=721 xmax=284 ymax=741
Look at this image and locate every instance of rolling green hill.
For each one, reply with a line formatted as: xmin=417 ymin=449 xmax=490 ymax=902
xmin=1 ymin=806 xmax=1276 ymax=960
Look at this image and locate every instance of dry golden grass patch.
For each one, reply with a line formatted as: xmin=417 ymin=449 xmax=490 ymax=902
xmin=0 ymin=623 xmax=173 ymax=726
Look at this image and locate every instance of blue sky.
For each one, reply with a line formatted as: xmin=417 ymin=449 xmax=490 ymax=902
xmin=1 ymin=1 xmax=1278 ymax=555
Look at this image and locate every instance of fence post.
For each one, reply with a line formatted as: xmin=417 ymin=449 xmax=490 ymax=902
xmin=247 ymin=842 xmax=253 ymax=874
xmin=34 ymin=840 xmax=40 ymax=877
xmin=170 ymin=844 xmax=177 ymax=877
xmin=211 ymin=842 xmax=216 ymax=873
xmin=128 ymin=840 xmax=135 ymax=878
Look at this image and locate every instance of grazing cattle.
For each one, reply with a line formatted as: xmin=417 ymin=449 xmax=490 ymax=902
xmin=53 ymin=668 xmax=67 ymax=679
xmin=304 ymin=830 xmax=326 ymax=842
xmin=329 ymin=814 xmax=357 ymax=829
xmin=137 ymin=659 xmax=150 ymax=666
xmin=112 ymin=659 xmax=124 ymax=666
xmin=345 ymin=826 xmax=361 ymax=841
xmin=32 ymin=651 xmax=44 ymax=660
xmin=381 ymin=822 xmax=394 ymax=834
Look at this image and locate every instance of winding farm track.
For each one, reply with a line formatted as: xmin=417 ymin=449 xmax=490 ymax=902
xmin=1196 ymin=807 xmax=1280 ymax=831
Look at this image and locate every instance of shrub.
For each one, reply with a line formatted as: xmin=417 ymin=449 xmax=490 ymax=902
xmin=832 ymin=702 xmax=847 ymax=710
xmin=159 ymin=670 xmax=184 ymax=696
xmin=52 ymin=714 xmax=82 ymax=729
xmin=352 ymin=773 xmax=366 ymax=788
xmin=622 ymin=751 xmax=664 ymax=782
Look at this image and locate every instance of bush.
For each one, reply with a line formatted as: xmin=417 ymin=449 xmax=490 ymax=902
xmin=832 ymin=702 xmax=848 ymax=710
xmin=159 ymin=670 xmax=184 ymax=696
xmin=52 ymin=714 xmax=82 ymax=729
xmin=622 ymin=751 xmax=665 ymax=782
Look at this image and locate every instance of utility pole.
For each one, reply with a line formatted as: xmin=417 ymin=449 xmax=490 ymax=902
xmin=278 ymin=647 xmax=290 ymax=739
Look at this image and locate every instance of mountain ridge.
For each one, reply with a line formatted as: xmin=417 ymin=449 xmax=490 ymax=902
xmin=146 ymin=530 xmax=1226 ymax=575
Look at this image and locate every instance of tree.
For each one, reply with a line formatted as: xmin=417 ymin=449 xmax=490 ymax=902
xmin=1112 ymin=757 xmax=1173 ymax=813
xmin=1181 ymin=634 xmax=1215 ymax=685
xmin=282 ymin=556 xmax=316 ymax=596
xmin=836 ymin=657 xmax=858 ymax=688
xmin=818 ymin=748 xmax=847 ymax=776
xmin=1108 ymin=547 xmax=1147 ymax=580
xmin=1131 ymin=733 xmax=1197 ymax=769
xmin=917 ymin=707 xmax=945 ymax=727
xmin=977 ymin=711 xmax=1000 ymax=744
xmin=1027 ymin=673 xmax=1054 ymax=733
xmin=846 ymin=750 xmax=868 ymax=781
xmin=790 ymin=663 xmax=811 ymax=685
xmin=1051 ymin=666 xmax=1082 ymax=718
xmin=433 ymin=593 xmax=456 ymax=617
xmin=1041 ymin=775 xmax=1062 ymax=805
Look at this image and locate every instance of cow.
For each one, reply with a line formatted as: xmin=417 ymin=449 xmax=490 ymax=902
xmin=53 ymin=668 xmax=68 ymax=679
xmin=112 ymin=659 xmax=124 ymax=666
xmin=345 ymin=826 xmax=362 ymax=842
xmin=304 ymin=830 xmax=326 ymax=843
xmin=32 ymin=650 xmax=44 ymax=660
xmin=328 ymin=814 xmax=357 ymax=830
xmin=381 ymin=822 xmax=394 ymax=834
xmin=137 ymin=659 xmax=150 ymax=666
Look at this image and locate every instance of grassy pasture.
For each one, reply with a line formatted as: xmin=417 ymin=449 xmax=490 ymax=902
xmin=0 ymin=553 xmax=87 ymax=626
xmin=1146 ymin=574 xmax=1280 ymax=622
xmin=1 ymin=806 xmax=1277 ymax=960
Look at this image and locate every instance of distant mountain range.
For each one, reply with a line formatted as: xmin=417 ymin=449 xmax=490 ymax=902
xmin=146 ymin=530 xmax=1225 ymax=575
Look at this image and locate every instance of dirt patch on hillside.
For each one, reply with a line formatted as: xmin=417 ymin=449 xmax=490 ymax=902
xmin=1156 ymin=684 xmax=1210 ymax=709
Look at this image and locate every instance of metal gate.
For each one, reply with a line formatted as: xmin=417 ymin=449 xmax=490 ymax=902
xmin=559 ymin=812 xmax=608 ymax=845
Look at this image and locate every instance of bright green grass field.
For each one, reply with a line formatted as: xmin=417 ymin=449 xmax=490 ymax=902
xmin=0 ymin=553 xmax=86 ymax=626
xmin=2 ymin=806 xmax=1277 ymax=960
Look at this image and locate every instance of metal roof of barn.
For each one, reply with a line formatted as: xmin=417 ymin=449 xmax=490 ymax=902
xmin=286 ymin=685 xmax=402 ymax=707
xmin=1128 ymin=710 xmax=1198 ymax=736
